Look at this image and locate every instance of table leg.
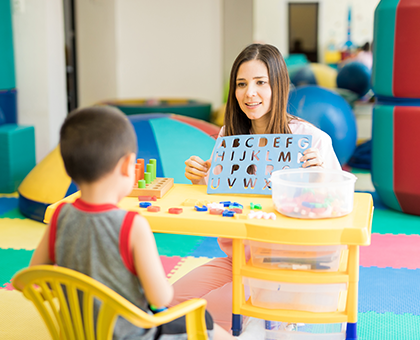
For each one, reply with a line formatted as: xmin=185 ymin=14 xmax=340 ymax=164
xmin=231 ymin=314 xmax=242 ymax=336
xmin=346 ymin=322 xmax=357 ymax=339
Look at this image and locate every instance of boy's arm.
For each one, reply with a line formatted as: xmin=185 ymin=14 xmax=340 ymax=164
xmin=30 ymin=224 xmax=54 ymax=266
xmin=130 ymin=215 xmax=173 ymax=308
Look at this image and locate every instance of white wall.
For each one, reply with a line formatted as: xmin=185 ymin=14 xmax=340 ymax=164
xmin=115 ymin=0 xmax=223 ymax=108
xmin=75 ymin=0 xmax=118 ymax=107
xmin=253 ymin=0 xmax=379 ymax=62
xmin=12 ymin=0 xmax=68 ymax=162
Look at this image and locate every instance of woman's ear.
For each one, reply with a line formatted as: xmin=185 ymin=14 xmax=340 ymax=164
xmin=121 ymin=153 xmax=136 ymax=177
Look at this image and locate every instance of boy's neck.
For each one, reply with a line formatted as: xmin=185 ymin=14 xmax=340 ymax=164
xmin=78 ymin=174 xmax=125 ymax=206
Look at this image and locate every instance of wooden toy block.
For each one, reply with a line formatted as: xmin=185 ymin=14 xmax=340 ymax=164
xmin=128 ymin=177 xmax=174 ymax=198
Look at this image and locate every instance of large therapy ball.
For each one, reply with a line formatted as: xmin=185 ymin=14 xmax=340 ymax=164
xmin=337 ymin=61 xmax=371 ymax=97
xmin=287 ymin=85 xmax=357 ymax=165
xmin=18 ymin=113 xmax=220 ymax=222
xmin=289 ymin=63 xmax=337 ymax=89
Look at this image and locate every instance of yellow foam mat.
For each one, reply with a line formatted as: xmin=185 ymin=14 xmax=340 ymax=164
xmin=168 ymin=256 xmax=213 ymax=284
xmin=0 ymin=219 xmax=46 ymax=250
xmin=0 ymin=290 xmax=52 ymax=340
xmin=0 ymin=192 xmax=18 ymax=198
xmin=354 ymin=172 xmax=375 ymax=192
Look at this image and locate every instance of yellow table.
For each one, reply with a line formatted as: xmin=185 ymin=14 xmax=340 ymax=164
xmin=44 ymin=184 xmax=373 ymax=339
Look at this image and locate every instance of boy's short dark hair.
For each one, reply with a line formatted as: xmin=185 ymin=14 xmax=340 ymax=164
xmin=60 ymin=106 xmax=137 ymax=184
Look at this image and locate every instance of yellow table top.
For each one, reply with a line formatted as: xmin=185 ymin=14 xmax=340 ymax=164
xmin=44 ymin=184 xmax=373 ymax=246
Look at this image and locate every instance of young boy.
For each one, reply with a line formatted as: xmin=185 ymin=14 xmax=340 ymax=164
xmin=29 ymin=106 xmax=263 ymax=340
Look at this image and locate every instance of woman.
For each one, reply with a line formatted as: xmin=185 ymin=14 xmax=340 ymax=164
xmin=171 ymin=44 xmax=341 ymax=332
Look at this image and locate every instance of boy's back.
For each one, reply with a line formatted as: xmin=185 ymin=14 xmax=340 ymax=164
xmin=51 ymin=199 xmax=155 ymax=339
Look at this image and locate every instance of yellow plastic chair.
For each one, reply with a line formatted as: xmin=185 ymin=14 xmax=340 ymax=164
xmin=13 ymin=265 xmax=209 ymax=340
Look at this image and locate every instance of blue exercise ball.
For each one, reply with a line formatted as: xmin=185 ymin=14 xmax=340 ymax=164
xmin=287 ymin=85 xmax=357 ymax=165
xmin=336 ymin=61 xmax=371 ymax=97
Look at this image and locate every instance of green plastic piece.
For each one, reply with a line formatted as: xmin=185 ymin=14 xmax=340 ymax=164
xmin=144 ymin=172 xmax=151 ymax=184
xmin=250 ymin=203 xmax=254 ymax=210
xmin=254 ymin=204 xmax=262 ymax=210
xmin=138 ymin=180 xmax=146 ymax=188
xmin=146 ymin=164 xmax=154 ymax=181
xmin=149 ymin=159 xmax=157 ymax=180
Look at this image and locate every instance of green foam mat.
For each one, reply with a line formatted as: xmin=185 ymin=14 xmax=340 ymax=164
xmin=0 ymin=208 xmax=26 ymax=219
xmin=0 ymin=248 xmax=33 ymax=285
xmin=358 ymin=312 xmax=420 ymax=340
xmin=154 ymin=233 xmax=203 ymax=257
xmin=372 ymin=209 xmax=420 ymax=235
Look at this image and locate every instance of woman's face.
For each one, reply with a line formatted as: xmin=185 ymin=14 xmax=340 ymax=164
xmin=235 ymin=59 xmax=272 ymax=124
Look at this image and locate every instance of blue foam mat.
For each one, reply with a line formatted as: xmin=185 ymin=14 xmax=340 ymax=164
xmin=189 ymin=237 xmax=227 ymax=258
xmin=359 ymin=266 xmax=420 ymax=314
xmin=0 ymin=197 xmax=18 ymax=215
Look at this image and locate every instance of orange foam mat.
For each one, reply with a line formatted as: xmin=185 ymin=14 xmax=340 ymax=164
xmin=168 ymin=256 xmax=213 ymax=284
xmin=0 ymin=290 xmax=51 ymax=340
xmin=0 ymin=218 xmax=46 ymax=250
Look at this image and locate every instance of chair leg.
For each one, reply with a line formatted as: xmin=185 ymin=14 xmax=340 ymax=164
xmin=231 ymin=314 xmax=242 ymax=336
xmin=346 ymin=322 xmax=357 ymax=339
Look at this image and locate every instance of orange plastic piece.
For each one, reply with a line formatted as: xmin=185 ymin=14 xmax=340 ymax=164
xmin=147 ymin=206 xmax=160 ymax=212
xmin=138 ymin=196 xmax=157 ymax=201
xmin=168 ymin=207 xmax=183 ymax=214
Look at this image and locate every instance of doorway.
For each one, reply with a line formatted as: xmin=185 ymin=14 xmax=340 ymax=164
xmin=288 ymin=2 xmax=319 ymax=62
xmin=63 ymin=0 xmax=78 ymax=112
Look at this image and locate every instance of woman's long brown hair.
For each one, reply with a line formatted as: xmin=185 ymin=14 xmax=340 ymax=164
xmin=224 ymin=44 xmax=293 ymax=136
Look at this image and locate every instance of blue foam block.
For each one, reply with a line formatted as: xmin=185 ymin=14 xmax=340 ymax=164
xmin=359 ymin=266 xmax=420 ymax=315
xmin=0 ymin=89 xmax=17 ymax=124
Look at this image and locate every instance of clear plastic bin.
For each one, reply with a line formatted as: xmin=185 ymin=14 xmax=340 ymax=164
xmin=248 ymin=241 xmax=347 ymax=272
xmin=243 ymin=277 xmax=347 ymax=312
xmin=264 ymin=321 xmax=346 ymax=340
xmin=270 ymin=168 xmax=357 ymax=219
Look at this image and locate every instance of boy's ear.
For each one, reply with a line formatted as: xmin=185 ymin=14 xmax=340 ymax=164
xmin=121 ymin=153 xmax=136 ymax=177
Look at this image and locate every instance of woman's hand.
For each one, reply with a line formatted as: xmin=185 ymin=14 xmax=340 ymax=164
xmin=185 ymin=156 xmax=212 ymax=185
xmin=300 ymin=148 xmax=324 ymax=168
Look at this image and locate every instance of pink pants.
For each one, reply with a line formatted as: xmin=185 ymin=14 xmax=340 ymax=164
xmin=169 ymin=257 xmax=234 ymax=332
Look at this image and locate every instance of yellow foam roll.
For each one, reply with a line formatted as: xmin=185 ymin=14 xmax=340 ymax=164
xmin=18 ymin=145 xmax=72 ymax=204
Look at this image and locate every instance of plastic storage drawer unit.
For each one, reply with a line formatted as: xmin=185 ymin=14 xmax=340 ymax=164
xmin=248 ymin=241 xmax=347 ymax=272
xmin=243 ymin=277 xmax=347 ymax=313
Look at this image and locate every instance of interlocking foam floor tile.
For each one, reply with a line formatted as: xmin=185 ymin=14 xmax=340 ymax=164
xmin=0 ymin=218 xmax=46 ymax=249
xmin=0 ymin=208 xmax=26 ymax=219
xmin=154 ymin=233 xmax=203 ymax=257
xmin=0 ymin=290 xmax=52 ymax=340
xmin=358 ymin=312 xmax=420 ymax=340
xmin=189 ymin=237 xmax=227 ymax=258
xmin=372 ymin=209 xmax=420 ymax=235
xmin=167 ymin=256 xmax=213 ymax=284
xmin=360 ymin=234 xmax=420 ymax=269
xmin=160 ymin=256 xmax=182 ymax=276
xmin=0 ymin=192 xmax=18 ymax=198
xmin=359 ymin=267 xmax=420 ymax=314
xmin=0 ymin=249 xmax=33 ymax=286
xmin=0 ymin=197 xmax=18 ymax=215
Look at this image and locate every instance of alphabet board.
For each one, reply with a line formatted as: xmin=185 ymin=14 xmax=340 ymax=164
xmin=207 ymin=134 xmax=312 ymax=195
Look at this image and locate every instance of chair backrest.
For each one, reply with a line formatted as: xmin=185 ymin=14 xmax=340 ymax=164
xmin=13 ymin=265 xmax=208 ymax=340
